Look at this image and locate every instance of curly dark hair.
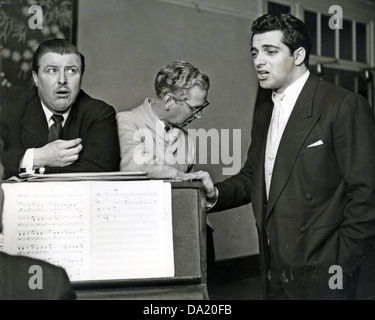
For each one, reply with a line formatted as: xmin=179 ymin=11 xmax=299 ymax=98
xmin=251 ymin=13 xmax=311 ymax=67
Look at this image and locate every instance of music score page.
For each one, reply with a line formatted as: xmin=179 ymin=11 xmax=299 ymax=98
xmin=0 ymin=180 xmax=174 ymax=282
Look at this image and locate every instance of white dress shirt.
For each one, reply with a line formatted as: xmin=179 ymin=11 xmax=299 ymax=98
xmin=265 ymin=71 xmax=310 ymax=199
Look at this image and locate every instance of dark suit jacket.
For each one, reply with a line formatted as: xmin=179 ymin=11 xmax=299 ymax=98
xmin=212 ymin=74 xmax=375 ymax=299
xmin=0 ymin=252 xmax=76 ymax=300
xmin=0 ymin=88 xmax=120 ymax=179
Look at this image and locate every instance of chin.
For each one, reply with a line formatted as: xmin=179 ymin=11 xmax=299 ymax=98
xmin=55 ymin=101 xmax=73 ymax=112
xmin=259 ymin=82 xmax=272 ymax=90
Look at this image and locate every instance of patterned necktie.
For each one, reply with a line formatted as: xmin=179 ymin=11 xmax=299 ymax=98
xmin=48 ymin=114 xmax=64 ymax=142
xmin=269 ymin=92 xmax=285 ymax=144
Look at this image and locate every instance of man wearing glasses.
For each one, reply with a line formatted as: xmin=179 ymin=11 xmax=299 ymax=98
xmin=116 ymin=61 xmax=214 ymax=289
xmin=116 ymin=60 xmax=210 ymax=179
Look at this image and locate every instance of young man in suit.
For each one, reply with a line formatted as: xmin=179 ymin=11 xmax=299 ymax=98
xmin=0 ymin=157 xmax=76 ymax=300
xmin=0 ymin=39 xmax=120 ymax=179
xmin=183 ymin=13 xmax=375 ymax=299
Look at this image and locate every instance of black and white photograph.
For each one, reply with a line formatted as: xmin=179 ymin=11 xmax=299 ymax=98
xmin=0 ymin=0 xmax=375 ymax=307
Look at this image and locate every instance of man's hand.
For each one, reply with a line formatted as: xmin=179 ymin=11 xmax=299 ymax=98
xmin=34 ymin=138 xmax=83 ymax=168
xmin=182 ymin=170 xmax=217 ymax=200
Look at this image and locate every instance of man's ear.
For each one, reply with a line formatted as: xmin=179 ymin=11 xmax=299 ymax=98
xmin=294 ymin=47 xmax=306 ymax=66
xmin=32 ymin=71 xmax=39 ymax=87
xmin=163 ymin=94 xmax=174 ymax=111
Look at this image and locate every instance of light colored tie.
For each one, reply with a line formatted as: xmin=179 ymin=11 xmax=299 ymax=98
xmin=269 ymin=92 xmax=285 ymax=144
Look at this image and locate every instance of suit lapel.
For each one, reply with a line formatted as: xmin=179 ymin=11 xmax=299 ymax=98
xmin=21 ymin=92 xmax=49 ymax=147
xmin=251 ymin=100 xmax=273 ymax=228
xmin=265 ymin=75 xmax=321 ymax=220
xmin=132 ymin=99 xmax=182 ymax=148
xmin=132 ymin=99 xmax=167 ymax=140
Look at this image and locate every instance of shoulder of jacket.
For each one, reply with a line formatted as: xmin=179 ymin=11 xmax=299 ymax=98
xmin=77 ymin=90 xmax=114 ymax=109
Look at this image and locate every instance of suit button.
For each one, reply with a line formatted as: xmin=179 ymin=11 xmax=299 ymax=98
xmin=306 ymin=193 xmax=312 ymax=200
xmin=300 ymin=226 xmax=307 ymax=233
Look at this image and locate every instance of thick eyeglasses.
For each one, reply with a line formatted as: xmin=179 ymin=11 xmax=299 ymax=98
xmin=174 ymin=97 xmax=210 ymax=114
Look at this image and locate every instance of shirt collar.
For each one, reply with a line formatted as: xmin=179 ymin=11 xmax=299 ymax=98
xmin=275 ymin=70 xmax=310 ymax=106
xmin=149 ymin=99 xmax=172 ymax=131
xmin=40 ymin=101 xmax=71 ymax=126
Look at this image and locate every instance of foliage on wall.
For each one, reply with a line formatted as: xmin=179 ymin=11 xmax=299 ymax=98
xmin=0 ymin=0 xmax=74 ymax=100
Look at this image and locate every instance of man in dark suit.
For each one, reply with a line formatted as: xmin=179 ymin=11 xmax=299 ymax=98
xmin=183 ymin=13 xmax=375 ymax=299
xmin=0 ymin=39 xmax=120 ymax=179
xmin=0 ymin=158 xmax=76 ymax=300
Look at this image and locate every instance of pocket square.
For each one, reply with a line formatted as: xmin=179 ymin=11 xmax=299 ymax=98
xmin=307 ymin=140 xmax=324 ymax=148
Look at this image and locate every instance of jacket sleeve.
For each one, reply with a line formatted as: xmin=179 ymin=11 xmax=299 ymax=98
xmin=53 ymin=267 xmax=77 ymax=300
xmin=46 ymin=103 xmax=121 ymax=173
xmin=333 ymin=93 xmax=375 ymax=276
xmin=0 ymin=102 xmax=29 ymax=179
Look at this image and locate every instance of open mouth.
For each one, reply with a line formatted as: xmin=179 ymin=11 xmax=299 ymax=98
xmin=55 ymin=89 xmax=70 ymax=98
xmin=257 ymin=70 xmax=269 ymax=80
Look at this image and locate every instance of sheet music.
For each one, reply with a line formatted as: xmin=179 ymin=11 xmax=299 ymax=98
xmin=1 ymin=180 xmax=174 ymax=282
xmin=2 ymin=182 xmax=92 ymax=280
xmin=90 ymin=181 xmax=174 ymax=280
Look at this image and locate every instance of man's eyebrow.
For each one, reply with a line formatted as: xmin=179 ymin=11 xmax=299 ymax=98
xmin=262 ymin=44 xmax=280 ymax=49
xmin=43 ymin=64 xmax=79 ymax=69
xmin=251 ymin=44 xmax=279 ymax=51
xmin=42 ymin=64 xmax=58 ymax=70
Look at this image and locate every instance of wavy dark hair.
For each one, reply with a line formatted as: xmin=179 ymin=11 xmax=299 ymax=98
xmin=251 ymin=13 xmax=311 ymax=67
